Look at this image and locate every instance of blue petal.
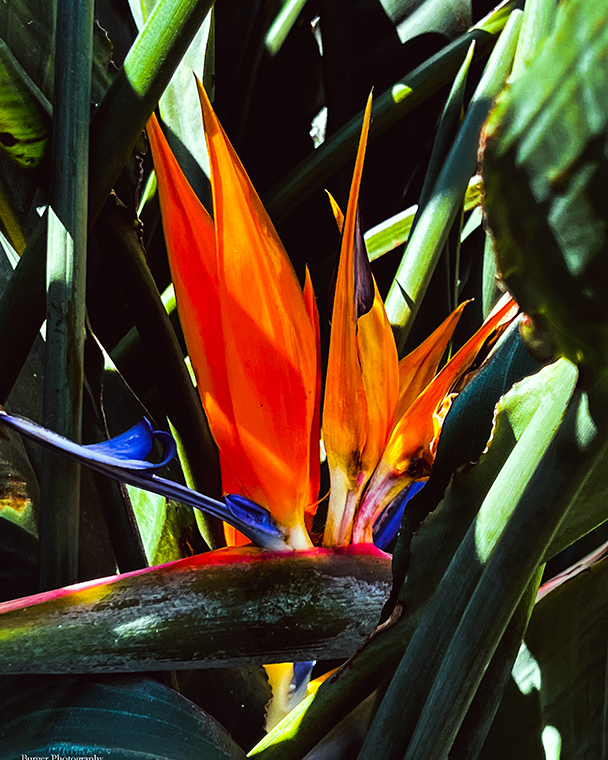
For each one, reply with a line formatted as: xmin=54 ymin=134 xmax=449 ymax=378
xmin=225 ymin=493 xmax=283 ymax=535
xmin=0 ymin=411 xmax=175 ymax=471
xmin=373 ymin=480 xmax=427 ymax=551
xmin=293 ymin=660 xmax=316 ymax=693
xmin=0 ymin=410 xmax=288 ymax=551
xmin=84 ymin=418 xmax=176 ymax=468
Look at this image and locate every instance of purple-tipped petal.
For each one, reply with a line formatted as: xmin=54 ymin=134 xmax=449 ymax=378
xmin=354 ymin=206 xmax=374 ymax=319
xmin=0 ymin=410 xmax=288 ymax=551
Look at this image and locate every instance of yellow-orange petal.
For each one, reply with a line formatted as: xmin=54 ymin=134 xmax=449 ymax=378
xmin=197 ymin=80 xmax=317 ymax=547
xmin=352 ymin=294 xmax=518 ymax=542
xmin=395 ymin=301 xmax=469 ymax=423
xmin=322 ymin=94 xmax=399 ymax=546
xmin=303 ymin=267 xmax=321 ymax=514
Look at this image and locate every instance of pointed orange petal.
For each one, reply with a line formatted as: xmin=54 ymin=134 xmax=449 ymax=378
xmin=357 ymin=280 xmax=399 ymax=477
xmin=395 ymin=301 xmax=469 ymax=422
xmin=148 ymin=115 xmax=260 ymax=535
xmin=197 ymin=80 xmax=317 ymax=547
xmin=323 ymin=94 xmax=400 ymax=546
xmin=303 ymin=268 xmax=321 ymax=514
xmin=326 ymin=190 xmax=345 ymax=231
xmin=353 ymin=293 xmax=518 ymax=542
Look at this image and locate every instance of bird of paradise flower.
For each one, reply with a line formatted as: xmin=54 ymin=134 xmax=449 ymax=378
xmin=147 ymin=84 xmax=517 ymax=553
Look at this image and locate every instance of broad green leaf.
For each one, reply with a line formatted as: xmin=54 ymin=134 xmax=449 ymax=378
xmin=0 ymin=674 xmax=245 ymax=759
xmin=0 ymin=545 xmax=391 ymax=672
xmin=483 ymin=0 xmax=608 ymax=372
xmin=400 ymin=387 xmax=608 ymax=760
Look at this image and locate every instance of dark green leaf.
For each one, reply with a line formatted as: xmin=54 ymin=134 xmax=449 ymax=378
xmin=482 ymin=550 xmax=608 ymax=759
xmin=0 ymin=674 xmax=245 ymax=759
xmin=483 ymin=0 xmax=608 ymax=372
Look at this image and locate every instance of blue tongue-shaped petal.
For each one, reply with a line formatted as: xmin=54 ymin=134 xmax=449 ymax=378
xmin=0 ymin=412 xmax=176 ymax=471
xmin=83 ymin=418 xmax=176 ymax=469
xmin=0 ymin=409 xmax=287 ymax=550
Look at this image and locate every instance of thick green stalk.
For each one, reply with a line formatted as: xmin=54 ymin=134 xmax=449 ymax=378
xmin=0 ymin=0 xmax=215 ymax=406
xmin=448 ymin=566 xmax=543 ymax=759
xmin=384 ymin=9 xmax=523 ymax=353
xmin=39 ymin=0 xmax=94 ymax=591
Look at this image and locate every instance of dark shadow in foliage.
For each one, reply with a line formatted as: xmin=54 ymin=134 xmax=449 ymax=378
xmin=177 ymin=666 xmax=272 ymax=753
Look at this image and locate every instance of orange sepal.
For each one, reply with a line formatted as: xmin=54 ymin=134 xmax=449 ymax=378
xmin=322 ymin=94 xmax=399 ymax=547
xmin=303 ymin=267 xmax=321 ymax=515
xmin=196 ymin=80 xmax=317 ymax=548
xmin=352 ymin=294 xmax=518 ymax=542
xmin=147 ymin=114 xmax=239 ymax=489
xmin=395 ymin=301 xmax=469 ymax=422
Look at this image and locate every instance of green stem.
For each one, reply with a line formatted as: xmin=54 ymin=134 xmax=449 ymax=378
xmin=0 ymin=0 xmax=215 ymax=406
xmin=39 ymin=0 xmax=94 ymax=591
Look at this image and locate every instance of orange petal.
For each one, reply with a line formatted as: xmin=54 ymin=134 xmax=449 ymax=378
xmin=352 ymin=293 xmax=518 ymax=542
xmin=196 ymin=80 xmax=317 ymax=548
xmin=326 ymin=190 xmax=345 ymax=231
xmin=303 ymin=267 xmax=321 ymax=515
xmin=148 ymin=115 xmax=240 ymax=489
xmin=148 ymin=116 xmax=258 ymax=545
xmin=322 ymin=94 xmax=399 ymax=547
xmin=395 ymin=301 xmax=469 ymax=422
